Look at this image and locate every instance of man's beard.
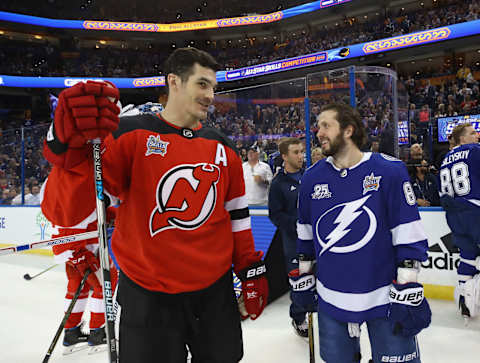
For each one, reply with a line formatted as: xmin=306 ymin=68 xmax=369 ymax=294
xmin=322 ymin=133 xmax=346 ymax=157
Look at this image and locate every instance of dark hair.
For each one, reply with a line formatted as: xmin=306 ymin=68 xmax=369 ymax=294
xmin=278 ymin=137 xmax=302 ymax=156
xmin=320 ymin=103 xmax=366 ymax=148
xmin=163 ymin=47 xmax=220 ymax=94
xmin=451 ymin=122 xmax=472 ymax=146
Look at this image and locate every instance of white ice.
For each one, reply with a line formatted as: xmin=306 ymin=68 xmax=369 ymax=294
xmin=1 ymin=253 xmax=479 ymax=363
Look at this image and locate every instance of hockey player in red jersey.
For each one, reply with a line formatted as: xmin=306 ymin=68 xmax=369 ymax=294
xmin=40 ymin=189 xmax=119 ymax=353
xmin=41 ymin=47 xmax=268 ymax=362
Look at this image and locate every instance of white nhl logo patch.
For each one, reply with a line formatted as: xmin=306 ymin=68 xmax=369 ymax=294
xmin=311 ymin=184 xmax=332 ymax=199
xmin=363 ymin=172 xmax=381 ymax=195
xmin=145 ymin=135 xmax=169 ymax=157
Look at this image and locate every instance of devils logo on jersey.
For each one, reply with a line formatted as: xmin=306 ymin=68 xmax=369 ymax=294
xmin=149 ymin=163 xmax=221 ymax=236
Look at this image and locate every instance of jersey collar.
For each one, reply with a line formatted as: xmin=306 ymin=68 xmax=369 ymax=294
xmin=325 ymin=152 xmax=372 ymax=171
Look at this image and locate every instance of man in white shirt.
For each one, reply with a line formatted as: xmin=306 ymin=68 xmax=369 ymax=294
xmin=11 ymin=186 xmax=30 ymax=205
xmin=25 ymin=185 xmax=41 ymax=205
xmin=242 ymin=146 xmax=273 ymax=205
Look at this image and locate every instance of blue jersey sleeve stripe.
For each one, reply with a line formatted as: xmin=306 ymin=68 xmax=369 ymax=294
xmin=297 ymin=222 xmax=313 ymax=240
xmin=390 ymin=220 xmax=427 ymax=246
xmin=459 ymin=257 xmax=478 ymax=267
xmin=467 ymin=198 xmax=480 ymax=207
xmin=316 ymin=279 xmax=390 ymax=312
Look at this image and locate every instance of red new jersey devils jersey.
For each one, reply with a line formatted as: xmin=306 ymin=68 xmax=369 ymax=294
xmin=42 ymin=114 xmax=261 ymax=293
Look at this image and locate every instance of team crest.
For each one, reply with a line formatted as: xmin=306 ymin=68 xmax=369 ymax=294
xmin=312 ymin=184 xmax=332 ymax=199
xmin=363 ymin=173 xmax=382 ymax=195
xmin=149 ymin=163 xmax=220 ymax=236
xmin=145 ymin=135 xmax=169 ymax=157
xmin=315 ymin=195 xmax=376 ymax=256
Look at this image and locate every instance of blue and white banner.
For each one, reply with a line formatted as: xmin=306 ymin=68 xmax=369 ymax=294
xmin=437 ymin=114 xmax=480 ymax=142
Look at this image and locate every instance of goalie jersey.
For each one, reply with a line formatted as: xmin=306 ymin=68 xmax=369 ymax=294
xmin=296 ymin=152 xmax=428 ymax=323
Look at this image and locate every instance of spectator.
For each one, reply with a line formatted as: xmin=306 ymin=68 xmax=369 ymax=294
xmin=242 ymin=146 xmax=273 ymax=206
xmin=11 ymin=186 xmax=30 ymax=205
xmin=25 ymin=185 xmax=41 ymax=205
xmin=409 ymin=143 xmax=424 ymax=161
xmin=0 ymin=188 xmax=12 ymax=204
xmin=418 ymin=105 xmax=430 ymax=123
xmin=311 ymin=147 xmax=325 ymax=164
xmin=457 ymin=65 xmax=473 ymax=86
xmin=378 ymin=119 xmax=395 ymax=156
xmin=410 ymin=159 xmax=440 ymax=206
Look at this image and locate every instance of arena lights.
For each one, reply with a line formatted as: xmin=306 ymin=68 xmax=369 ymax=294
xmin=0 ymin=0 xmax=352 ymax=33
xmin=0 ymin=20 xmax=479 ymax=88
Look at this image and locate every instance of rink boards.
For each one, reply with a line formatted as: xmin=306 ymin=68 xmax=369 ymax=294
xmin=0 ymin=206 xmax=458 ymax=300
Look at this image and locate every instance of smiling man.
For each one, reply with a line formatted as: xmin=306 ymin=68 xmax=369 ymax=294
xmin=41 ymin=47 xmax=268 ymax=362
xmin=295 ymin=103 xmax=431 ymax=363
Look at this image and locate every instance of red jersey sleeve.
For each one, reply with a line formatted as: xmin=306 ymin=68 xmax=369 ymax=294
xmin=41 ymin=131 xmax=136 ymax=228
xmin=225 ymin=149 xmax=264 ymax=273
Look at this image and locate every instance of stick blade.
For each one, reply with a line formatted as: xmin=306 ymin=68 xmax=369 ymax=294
xmin=23 ymin=274 xmax=32 ymax=280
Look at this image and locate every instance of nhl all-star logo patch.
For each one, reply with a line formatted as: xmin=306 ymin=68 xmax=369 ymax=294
xmin=311 ymin=184 xmax=332 ymax=199
xmin=145 ymin=135 xmax=169 ymax=157
xmin=362 ymin=172 xmax=382 ymax=195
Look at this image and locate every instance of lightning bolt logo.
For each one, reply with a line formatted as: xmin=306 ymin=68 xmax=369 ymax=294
xmin=316 ymin=195 xmax=376 ymax=256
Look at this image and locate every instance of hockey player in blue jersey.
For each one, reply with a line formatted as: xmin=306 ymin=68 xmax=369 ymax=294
xmin=295 ymin=103 xmax=431 ymax=363
xmin=439 ymin=123 xmax=480 ymax=321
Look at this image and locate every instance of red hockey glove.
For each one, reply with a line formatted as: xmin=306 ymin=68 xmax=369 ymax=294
xmin=67 ymin=248 xmax=102 ymax=289
xmin=44 ymin=81 xmax=120 ymax=169
xmin=237 ymin=261 xmax=269 ymax=320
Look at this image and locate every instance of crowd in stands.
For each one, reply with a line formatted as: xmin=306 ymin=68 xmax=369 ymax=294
xmin=0 ymin=60 xmax=478 ymax=204
xmin=1 ymin=0 xmax=479 ymax=78
xmin=0 ymin=123 xmax=50 ymax=205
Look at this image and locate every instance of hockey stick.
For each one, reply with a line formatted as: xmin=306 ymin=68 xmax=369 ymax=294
xmin=42 ymin=269 xmax=91 ymax=363
xmin=0 ymin=231 xmax=99 ymax=257
xmin=91 ymin=140 xmax=117 ymax=363
xmin=24 ymin=264 xmax=58 ymax=280
xmin=308 ymin=312 xmax=315 ymax=363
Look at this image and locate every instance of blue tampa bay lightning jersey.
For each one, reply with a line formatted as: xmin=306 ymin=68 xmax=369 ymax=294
xmin=439 ymin=143 xmax=480 ymax=209
xmin=296 ymin=152 xmax=428 ymax=323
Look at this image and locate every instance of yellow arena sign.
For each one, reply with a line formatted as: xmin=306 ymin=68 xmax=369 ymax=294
xmin=362 ymin=28 xmax=451 ymax=53
xmin=83 ymin=11 xmax=284 ymax=33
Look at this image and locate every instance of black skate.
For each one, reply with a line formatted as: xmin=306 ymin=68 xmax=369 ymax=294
xmin=291 ymin=318 xmax=309 ymax=338
xmin=88 ymin=327 xmax=107 ymax=354
xmin=63 ymin=325 xmax=89 ymax=355
xmin=459 ymin=295 xmax=471 ymax=326
xmin=459 ymin=295 xmax=471 ymax=317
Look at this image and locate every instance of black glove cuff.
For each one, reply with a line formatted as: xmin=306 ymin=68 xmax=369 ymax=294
xmin=238 ymin=260 xmax=267 ymax=281
xmin=298 ymin=254 xmax=315 ymax=262
xmin=398 ymin=260 xmax=421 ymax=269
xmin=46 ymin=122 xmax=69 ymax=155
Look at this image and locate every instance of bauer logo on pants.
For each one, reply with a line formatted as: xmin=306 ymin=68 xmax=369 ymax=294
xmin=149 ymin=163 xmax=220 ymax=236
